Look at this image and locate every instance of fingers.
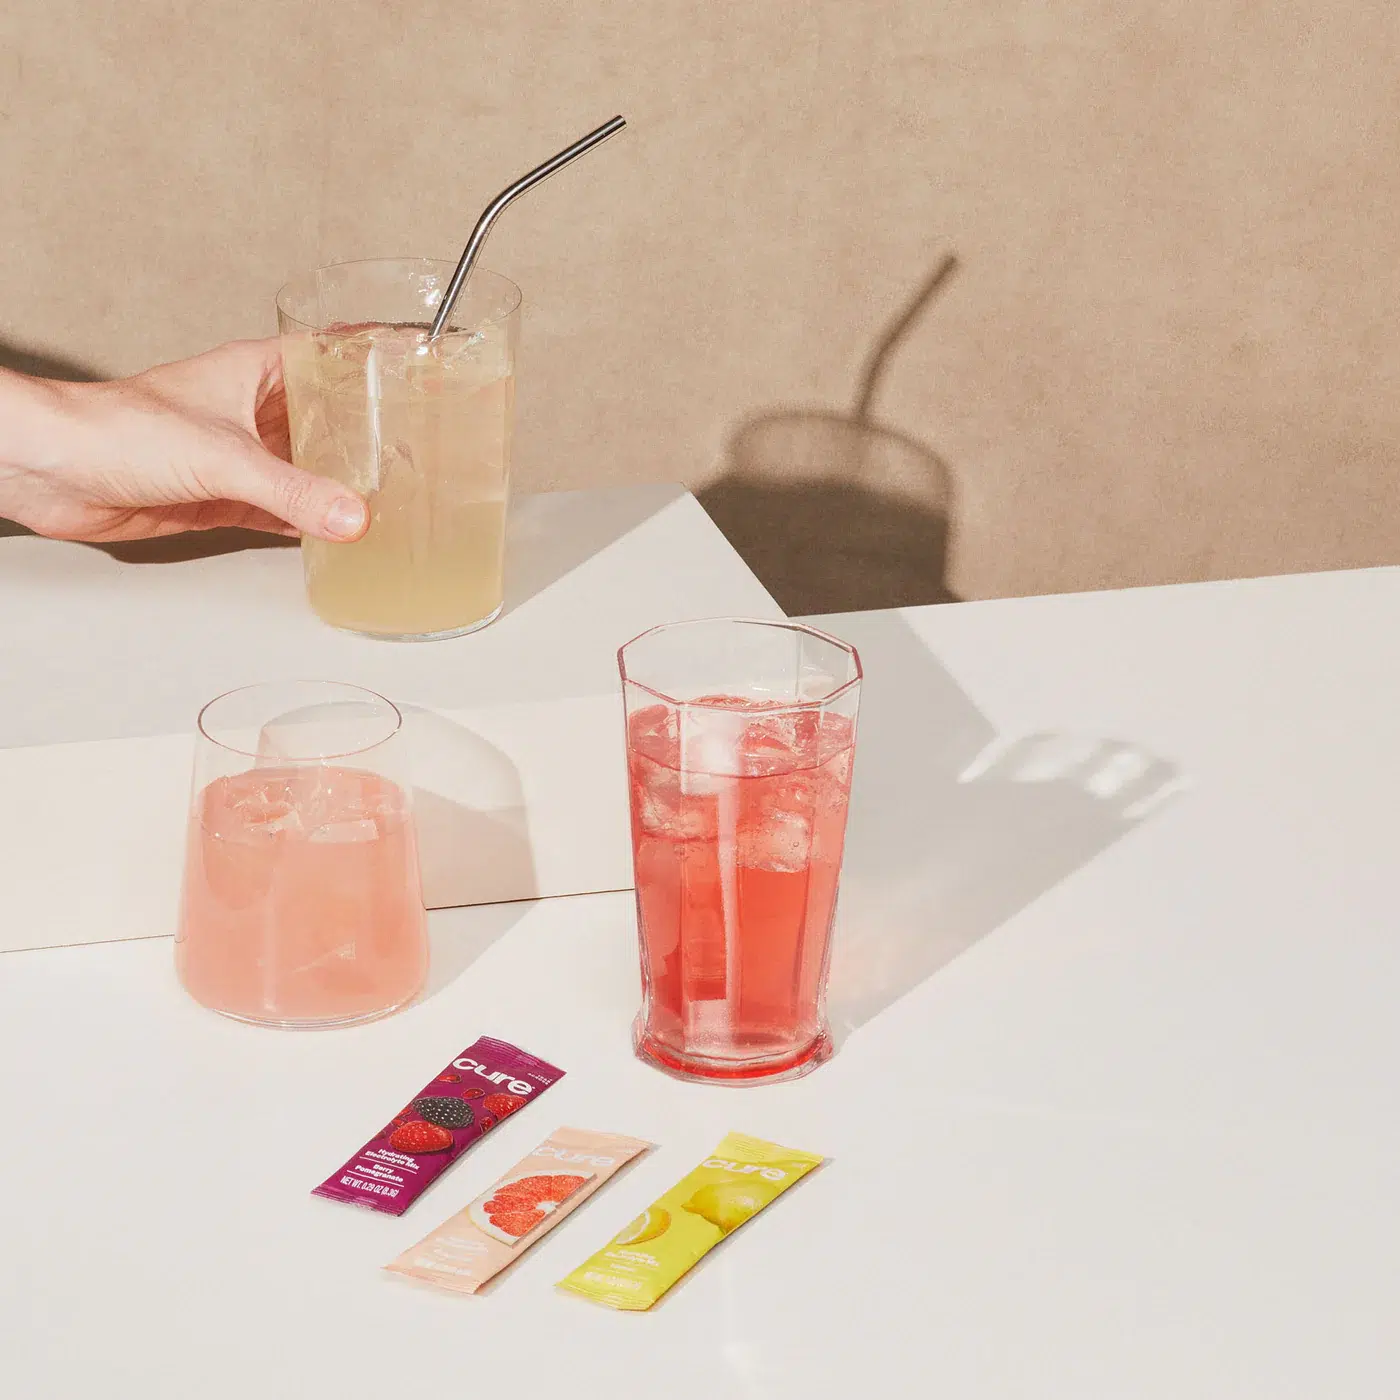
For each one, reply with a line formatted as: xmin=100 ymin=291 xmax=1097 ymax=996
xmin=203 ymin=432 xmax=369 ymax=542
xmin=183 ymin=501 xmax=304 ymax=538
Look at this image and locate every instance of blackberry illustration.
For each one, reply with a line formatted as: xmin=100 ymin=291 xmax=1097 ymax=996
xmin=413 ymin=1096 xmax=474 ymax=1130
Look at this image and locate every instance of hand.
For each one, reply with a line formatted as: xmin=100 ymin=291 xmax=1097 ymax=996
xmin=0 ymin=338 xmax=368 ymax=544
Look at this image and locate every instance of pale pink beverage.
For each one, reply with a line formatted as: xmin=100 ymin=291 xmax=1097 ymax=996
xmin=177 ymin=768 xmax=427 ymax=1026
xmin=175 ymin=681 xmax=428 ymax=1029
xmin=620 ymin=620 xmax=862 ymax=1084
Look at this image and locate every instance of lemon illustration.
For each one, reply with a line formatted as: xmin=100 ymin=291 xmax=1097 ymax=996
xmin=682 ymin=1182 xmax=764 ymax=1234
xmin=613 ymin=1206 xmax=670 ymax=1246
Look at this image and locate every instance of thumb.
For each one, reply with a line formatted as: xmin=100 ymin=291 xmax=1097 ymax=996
xmin=204 ymin=433 xmax=368 ymax=542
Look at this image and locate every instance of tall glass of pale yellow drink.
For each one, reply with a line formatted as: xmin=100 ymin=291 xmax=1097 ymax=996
xmin=277 ymin=258 xmax=520 ymax=639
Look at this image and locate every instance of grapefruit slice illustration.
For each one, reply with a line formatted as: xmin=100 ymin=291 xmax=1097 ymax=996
xmin=467 ymin=1169 xmax=594 ymax=1245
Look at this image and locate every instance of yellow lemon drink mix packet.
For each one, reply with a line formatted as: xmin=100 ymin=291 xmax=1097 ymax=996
xmin=557 ymin=1131 xmax=823 ymax=1310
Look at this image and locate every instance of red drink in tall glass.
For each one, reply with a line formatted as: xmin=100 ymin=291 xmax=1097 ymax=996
xmin=620 ymin=622 xmax=861 ymax=1083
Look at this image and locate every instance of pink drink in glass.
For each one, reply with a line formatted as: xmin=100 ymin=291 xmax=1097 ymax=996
xmin=178 ymin=768 xmax=426 ymax=1026
xmin=174 ymin=681 xmax=428 ymax=1029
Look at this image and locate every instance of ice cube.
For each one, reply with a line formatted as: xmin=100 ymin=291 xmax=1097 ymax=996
xmin=679 ymin=710 xmax=745 ymax=790
xmin=257 ymin=809 xmax=304 ymax=837
xmin=738 ymin=710 xmax=828 ymax=777
xmin=308 ymin=818 xmax=380 ymax=844
xmin=230 ymin=784 xmax=303 ymax=838
xmin=628 ymin=703 xmax=677 ymax=758
xmin=432 ymin=328 xmax=484 ymax=363
xmin=737 ymin=800 xmax=813 ymax=873
xmin=377 ymin=439 xmax=414 ymax=492
xmin=635 ymin=774 xmax=676 ymax=835
xmin=292 ymin=396 xmax=328 ymax=461
xmin=635 ymin=764 xmax=718 ymax=840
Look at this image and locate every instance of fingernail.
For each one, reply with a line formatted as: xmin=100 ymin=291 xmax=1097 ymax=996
xmin=325 ymin=497 xmax=367 ymax=540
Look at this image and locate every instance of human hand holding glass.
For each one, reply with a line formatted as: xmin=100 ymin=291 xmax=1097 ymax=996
xmin=0 ymin=338 xmax=369 ymax=544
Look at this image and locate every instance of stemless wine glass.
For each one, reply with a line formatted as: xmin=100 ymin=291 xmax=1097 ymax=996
xmin=620 ymin=619 xmax=862 ymax=1083
xmin=175 ymin=681 xmax=428 ymax=1028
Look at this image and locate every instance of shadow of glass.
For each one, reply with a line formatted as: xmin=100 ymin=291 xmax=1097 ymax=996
xmin=700 ymin=415 xmax=955 ymax=614
xmin=503 ymin=483 xmax=685 ymax=615
xmin=700 ymin=253 xmax=961 ymax=615
xmin=401 ymin=706 xmax=538 ymax=915
xmin=423 ymin=899 xmax=538 ymax=1001
xmin=822 ymin=612 xmax=1186 ymax=1042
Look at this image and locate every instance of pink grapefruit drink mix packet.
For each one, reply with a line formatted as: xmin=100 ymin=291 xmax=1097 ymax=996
xmin=384 ymin=1127 xmax=651 ymax=1294
xmin=312 ymin=1035 xmax=563 ymax=1216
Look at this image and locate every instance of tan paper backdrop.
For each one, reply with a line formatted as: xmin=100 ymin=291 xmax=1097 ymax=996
xmin=2 ymin=1 xmax=1397 ymax=601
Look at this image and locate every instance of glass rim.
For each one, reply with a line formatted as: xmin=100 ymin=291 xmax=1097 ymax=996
xmin=196 ymin=680 xmax=404 ymax=761
xmin=617 ymin=616 xmax=863 ymax=711
xmin=274 ymin=257 xmax=522 ymax=334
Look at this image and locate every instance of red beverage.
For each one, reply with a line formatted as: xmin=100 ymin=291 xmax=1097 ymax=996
xmin=627 ymin=699 xmax=856 ymax=1081
xmin=177 ymin=766 xmax=427 ymax=1027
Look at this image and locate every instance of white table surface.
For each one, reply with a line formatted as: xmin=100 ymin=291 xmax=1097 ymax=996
xmin=4 ymin=564 xmax=1399 ymax=1397
xmin=0 ymin=482 xmax=778 ymax=748
xmin=0 ymin=483 xmax=781 ymax=950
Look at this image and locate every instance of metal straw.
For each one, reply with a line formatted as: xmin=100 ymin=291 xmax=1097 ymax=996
xmin=428 ymin=115 xmax=627 ymax=339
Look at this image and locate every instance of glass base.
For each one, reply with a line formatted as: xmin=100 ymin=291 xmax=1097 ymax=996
xmin=329 ymin=602 xmax=503 ymax=643
xmin=205 ymin=989 xmax=420 ymax=1031
xmin=633 ymin=1019 xmax=833 ymax=1085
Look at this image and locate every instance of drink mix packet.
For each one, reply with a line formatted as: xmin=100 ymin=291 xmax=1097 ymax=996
xmin=384 ymin=1127 xmax=651 ymax=1294
xmin=557 ymin=1131 xmax=822 ymax=1310
xmin=313 ymin=1035 xmax=563 ymax=1216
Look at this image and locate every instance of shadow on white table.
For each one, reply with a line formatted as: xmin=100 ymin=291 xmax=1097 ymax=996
xmin=501 ymin=486 xmax=680 ymax=617
xmin=0 ymin=484 xmax=771 ymax=953
xmin=422 ymin=899 xmax=538 ymax=1001
xmin=402 ymin=706 xmax=536 ymax=910
xmin=824 ymin=610 xmax=1187 ymax=1043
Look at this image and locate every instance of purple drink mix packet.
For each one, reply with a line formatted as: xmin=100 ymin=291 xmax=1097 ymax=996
xmin=313 ymin=1035 xmax=564 ymax=1216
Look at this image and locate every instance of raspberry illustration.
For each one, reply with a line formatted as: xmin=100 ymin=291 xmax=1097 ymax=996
xmin=414 ymin=1096 xmax=474 ymax=1130
xmin=479 ymin=1115 xmax=495 ymax=1130
xmin=481 ymin=1092 xmax=526 ymax=1118
xmin=389 ymin=1120 xmax=454 ymax=1154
